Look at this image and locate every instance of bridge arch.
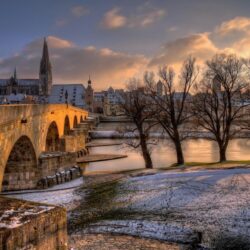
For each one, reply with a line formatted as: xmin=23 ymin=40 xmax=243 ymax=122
xmin=73 ymin=115 xmax=78 ymax=128
xmin=80 ymin=115 xmax=83 ymax=122
xmin=45 ymin=121 xmax=60 ymax=152
xmin=64 ymin=115 xmax=71 ymax=135
xmin=2 ymin=135 xmax=37 ymax=191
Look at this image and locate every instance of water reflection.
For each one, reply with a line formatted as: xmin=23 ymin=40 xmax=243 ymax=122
xmin=83 ymin=138 xmax=250 ymax=175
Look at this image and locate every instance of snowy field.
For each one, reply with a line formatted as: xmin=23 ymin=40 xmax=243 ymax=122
xmin=109 ymin=168 xmax=250 ymax=244
xmin=6 ymin=168 xmax=250 ymax=247
xmin=71 ymin=168 xmax=250 ymax=247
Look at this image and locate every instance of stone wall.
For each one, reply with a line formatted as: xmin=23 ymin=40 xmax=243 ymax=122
xmin=0 ymin=197 xmax=67 ymax=250
xmin=37 ymin=152 xmax=83 ymax=189
xmin=61 ymin=134 xmax=86 ymax=153
xmin=39 ymin=152 xmax=77 ymax=177
xmin=2 ymin=168 xmax=38 ymax=192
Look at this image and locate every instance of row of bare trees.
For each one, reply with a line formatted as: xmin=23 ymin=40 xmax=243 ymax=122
xmin=121 ymin=54 xmax=250 ymax=168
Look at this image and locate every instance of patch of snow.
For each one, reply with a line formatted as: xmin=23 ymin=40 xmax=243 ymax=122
xmin=0 ymin=205 xmax=54 ymax=229
xmin=84 ymin=220 xmax=198 ymax=244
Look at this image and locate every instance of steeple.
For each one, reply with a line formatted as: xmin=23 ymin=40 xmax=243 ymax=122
xmin=88 ymin=75 xmax=91 ymax=85
xmin=13 ymin=67 xmax=17 ymax=80
xmin=39 ymin=37 xmax=52 ymax=96
xmin=40 ymin=38 xmax=50 ymax=74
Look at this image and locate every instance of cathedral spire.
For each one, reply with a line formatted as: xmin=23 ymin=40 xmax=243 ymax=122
xmin=13 ymin=67 xmax=17 ymax=80
xmin=39 ymin=37 xmax=52 ymax=96
xmin=40 ymin=37 xmax=51 ymax=75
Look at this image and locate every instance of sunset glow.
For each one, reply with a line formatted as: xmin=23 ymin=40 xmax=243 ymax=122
xmin=0 ymin=1 xmax=250 ymax=89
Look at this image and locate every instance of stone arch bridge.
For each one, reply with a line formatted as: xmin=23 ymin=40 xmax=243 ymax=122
xmin=0 ymin=104 xmax=94 ymax=192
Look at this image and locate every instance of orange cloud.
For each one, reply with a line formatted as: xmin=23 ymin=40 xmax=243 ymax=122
xmin=0 ymin=36 xmax=148 ymax=90
xmin=130 ymin=9 xmax=166 ymax=28
xmin=216 ymin=16 xmax=250 ymax=36
xmin=101 ymin=4 xmax=166 ymax=30
xmin=2 ymin=16 xmax=250 ymax=91
xmin=101 ymin=7 xmax=127 ymax=29
xmin=149 ymin=33 xmax=217 ymax=67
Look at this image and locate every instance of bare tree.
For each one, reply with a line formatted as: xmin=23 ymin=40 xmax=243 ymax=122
xmin=145 ymin=57 xmax=198 ymax=165
xmin=193 ymin=54 xmax=250 ymax=162
xmin=120 ymin=79 xmax=157 ymax=169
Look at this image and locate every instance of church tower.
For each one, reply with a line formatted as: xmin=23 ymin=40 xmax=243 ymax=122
xmin=85 ymin=76 xmax=94 ymax=112
xmin=39 ymin=38 xmax=52 ymax=96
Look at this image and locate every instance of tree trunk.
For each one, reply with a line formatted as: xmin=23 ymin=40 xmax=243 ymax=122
xmin=174 ymin=139 xmax=184 ymax=165
xmin=140 ymin=134 xmax=153 ymax=169
xmin=219 ymin=145 xmax=227 ymax=162
xmin=173 ymin=129 xmax=184 ymax=165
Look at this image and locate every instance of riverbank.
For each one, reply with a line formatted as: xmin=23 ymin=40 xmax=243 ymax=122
xmin=90 ymin=129 xmax=250 ymax=139
xmin=168 ymin=160 xmax=250 ymax=171
xmin=86 ymin=142 xmax=123 ymax=147
xmin=77 ymin=154 xmax=127 ymax=163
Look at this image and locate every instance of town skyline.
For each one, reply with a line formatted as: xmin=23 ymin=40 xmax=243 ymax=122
xmin=1 ymin=0 xmax=250 ymax=89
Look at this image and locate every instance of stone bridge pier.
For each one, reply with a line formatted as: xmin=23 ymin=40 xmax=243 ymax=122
xmin=0 ymin=104 xmax=93 ymax=192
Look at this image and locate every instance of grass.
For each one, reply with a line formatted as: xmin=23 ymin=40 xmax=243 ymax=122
xmin=68 ymin=179 xmax=132 ymax=232
xmin=68 ymin=175 xmax=173 ymax=233
xmin=167 ymin=160 xmax=250 ymax=171
xmin=186 ymin=160 xmax=250 ymax=166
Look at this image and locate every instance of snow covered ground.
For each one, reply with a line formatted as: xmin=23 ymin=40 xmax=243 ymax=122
xmin=115 ymin=168 xmax=250 ymax=241
xmin=5 ymin=167 xmax=250 ymax=247
xmin=5 ymin=177 xmax=84 ymax=210
xmin=71 ymin=168 xmax=250 ymax=247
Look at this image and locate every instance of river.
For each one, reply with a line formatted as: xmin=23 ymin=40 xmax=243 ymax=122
xmin=83 ymin=137 xmax=250 ymax=175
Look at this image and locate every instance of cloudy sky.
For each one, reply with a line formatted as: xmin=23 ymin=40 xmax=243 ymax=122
xmin=1 ymin=0 xmax=250 ymax=90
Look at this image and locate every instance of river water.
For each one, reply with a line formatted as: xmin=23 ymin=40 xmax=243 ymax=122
xmin=83 ymin=137 xmax=250 ymax=175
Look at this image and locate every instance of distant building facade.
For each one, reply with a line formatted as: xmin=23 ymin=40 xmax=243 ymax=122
xmin=93 ymin=87 xmax=125 ymax=116
xmin=93 ymin=91 xmax=105 ymax=113
xmin=49 ymin=77 xmax=94 ymax=112
xmin=0 ymin=38 xmax=52 ymax=102
xmin=49 ymin=84 xmax=86 ymax=109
